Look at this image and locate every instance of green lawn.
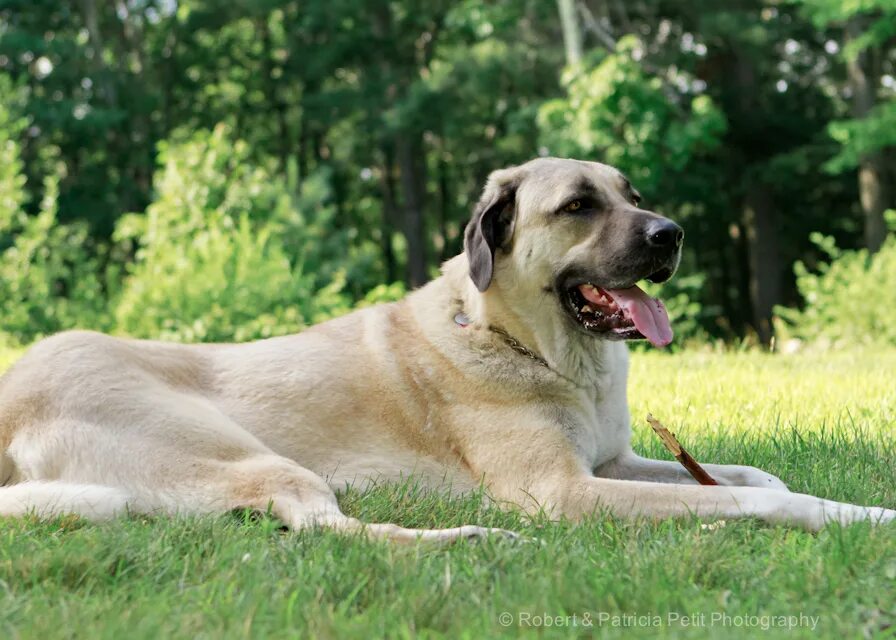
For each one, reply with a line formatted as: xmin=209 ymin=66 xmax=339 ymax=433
xmin=1 ymin=347 xmax=895 ymax=638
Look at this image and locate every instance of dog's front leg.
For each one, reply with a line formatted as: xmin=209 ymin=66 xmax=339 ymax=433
xmin=594 ymin=450 xmax=790 ymax=491
xmin=552 ymin=476 xmax=895 ymax=531
xmin=466 ymin=421 xmax=892 ymax=532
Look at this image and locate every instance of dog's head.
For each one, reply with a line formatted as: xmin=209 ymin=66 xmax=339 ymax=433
xmin=464 ymin=157 xmax=682 ymax=348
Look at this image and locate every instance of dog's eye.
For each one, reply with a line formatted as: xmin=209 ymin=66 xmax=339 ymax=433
xmin=632 ymin=194 xmax=642 ymax=206
xmin=562 ymin=200 xmax=583 ymax=213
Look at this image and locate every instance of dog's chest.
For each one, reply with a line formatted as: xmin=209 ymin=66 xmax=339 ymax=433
xmin=554 ymin=388 xmax=632 ymax=470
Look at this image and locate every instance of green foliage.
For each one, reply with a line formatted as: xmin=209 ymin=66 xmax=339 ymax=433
xmin=803 ymin=0 xmax=896 ymax=57
xmin=825 ymin=102 xmax=896 ymax=172
xmin=0 ymin=1 xmax=894 ymax=344
xmin=0 ymin=79 xmax=109 ymax=342
xmin=0 ymin=87 xmax=401 ymax=345
xmin=803 ymin=0 xmax=896 ymax=172
xmin=0 ymin=175 xmax=111 ymax=339
xmin=776 ymin=221 xmax=896 ymax=347
xmin=537 ymin=37 xmax=727 ymax=198
xmin=0 ymin=79 xmax=27 ymax=231
xmin=114 ymin=126 xmax=356 ymax=342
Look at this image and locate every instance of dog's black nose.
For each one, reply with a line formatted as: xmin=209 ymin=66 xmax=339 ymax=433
xmin=646 ymin=219 xmax=684 ymax=249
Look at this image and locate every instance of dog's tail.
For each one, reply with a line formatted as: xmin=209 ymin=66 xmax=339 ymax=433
xmin=0 ymin=481 xmax=132 ymax=520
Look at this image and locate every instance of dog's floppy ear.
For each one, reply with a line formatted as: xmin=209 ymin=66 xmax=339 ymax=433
xmin=464 ymin=168 xmax=521 ymax=291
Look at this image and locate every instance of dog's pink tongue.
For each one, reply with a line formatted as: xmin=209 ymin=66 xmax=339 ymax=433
xmin=582 ymin=285 xmax=673 ymax=348
xmin=607 ymin=286 xmax=673 ymax=347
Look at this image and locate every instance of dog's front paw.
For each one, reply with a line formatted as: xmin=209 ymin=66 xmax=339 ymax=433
xmin=815 ymin=501 xmax=896 ymax=529
xmin=841 ymin=505 xmax=896 ymax=526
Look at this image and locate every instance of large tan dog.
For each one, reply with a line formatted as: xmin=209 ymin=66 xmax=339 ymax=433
xmin=0 ymin=158 xmax=893 ymax=542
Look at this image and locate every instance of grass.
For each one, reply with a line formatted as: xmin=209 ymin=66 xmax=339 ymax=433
xmin=1 ymin=345 xmax=895 ymax=638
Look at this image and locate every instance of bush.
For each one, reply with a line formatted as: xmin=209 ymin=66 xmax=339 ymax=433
xmin=775 ymin=222 xmax=896 ymax=348
xmin=114 ymin=125 xmax=360 ymax=342
xmin=0 ymin=106 xmax=402 ymax=346
xmin=0 ymin=79 xmax=109 ymax=343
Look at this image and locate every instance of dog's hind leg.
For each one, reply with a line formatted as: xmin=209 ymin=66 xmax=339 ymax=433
xmin=2 ymin=418 xmax=512 ymax=544
xmin=2 ymin=388 xmax=514 ymax=543
xmin=200 ymin=453 xmax=514 ymax=545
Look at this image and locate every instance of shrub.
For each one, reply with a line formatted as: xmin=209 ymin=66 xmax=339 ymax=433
xmin=113 ymin=125 xmax=360 ymax=342
xmin=0 ymin=79 xmax=109 ymax=343
xmin=775 ymin=221 xmax=896 ymax=348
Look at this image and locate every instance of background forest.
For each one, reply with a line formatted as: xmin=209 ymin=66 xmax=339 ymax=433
xmin=0 ymin=0 xmax=894 ymax=348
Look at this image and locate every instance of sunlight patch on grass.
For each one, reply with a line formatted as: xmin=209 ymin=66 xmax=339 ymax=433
xmin=629 ymin=349 xmax=896 ymax=438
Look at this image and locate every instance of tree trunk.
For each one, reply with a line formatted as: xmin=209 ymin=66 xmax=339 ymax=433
xmin=846 ymin=20 xmax=889 ymax=252
xmin=396 ymin=132 xmax=428 ymax=287
xmin=734 ymin=221 xmax=752 ymax=336
xmin=556 ymin=0 xmax=583 ymax=66
xmin=297 ymin=106 xmax=316 ymax=180
xmin=378 ymin=144 xmax=399 ymax=283
xmin=730 ymin=49 xmax=781 ymax=347
xmin=858 ymin=159 xmax=889 ymax=252
xmin=743 ymin=185 xmax=780 ymax=347
xmin=437 ymin=152 xmax=451 ymax=262
xmin=79 ymin=0 xmax=117 ymax=105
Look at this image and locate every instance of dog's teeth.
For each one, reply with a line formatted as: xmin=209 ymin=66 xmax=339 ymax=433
xmin=581 ymin=304 xmax=594 ymax=313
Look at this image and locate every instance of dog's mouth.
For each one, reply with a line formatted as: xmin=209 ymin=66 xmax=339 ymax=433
xmin=563 ymin=281 xmax=673 ymax=347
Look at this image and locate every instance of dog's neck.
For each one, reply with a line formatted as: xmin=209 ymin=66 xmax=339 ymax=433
xmin=442 ymin=255 xmax=613 ymax=388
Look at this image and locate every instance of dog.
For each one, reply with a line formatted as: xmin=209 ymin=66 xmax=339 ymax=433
xmin=0 ymin=157 xmax=892 ymax=542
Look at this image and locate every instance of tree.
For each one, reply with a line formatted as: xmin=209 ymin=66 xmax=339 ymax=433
xmin=557 ymin=0 xmax=583 ymax=66
xmin=804 ymin=0 xmax=896 ymax=253
xmin=0 ymin=0 xmax=891 ymax=344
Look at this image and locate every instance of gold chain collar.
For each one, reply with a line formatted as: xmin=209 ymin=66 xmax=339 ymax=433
xmin=486 ymin=324 xmax=550 ymax=369
xmin=455 ymin=310 xmax=580 ymax=383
